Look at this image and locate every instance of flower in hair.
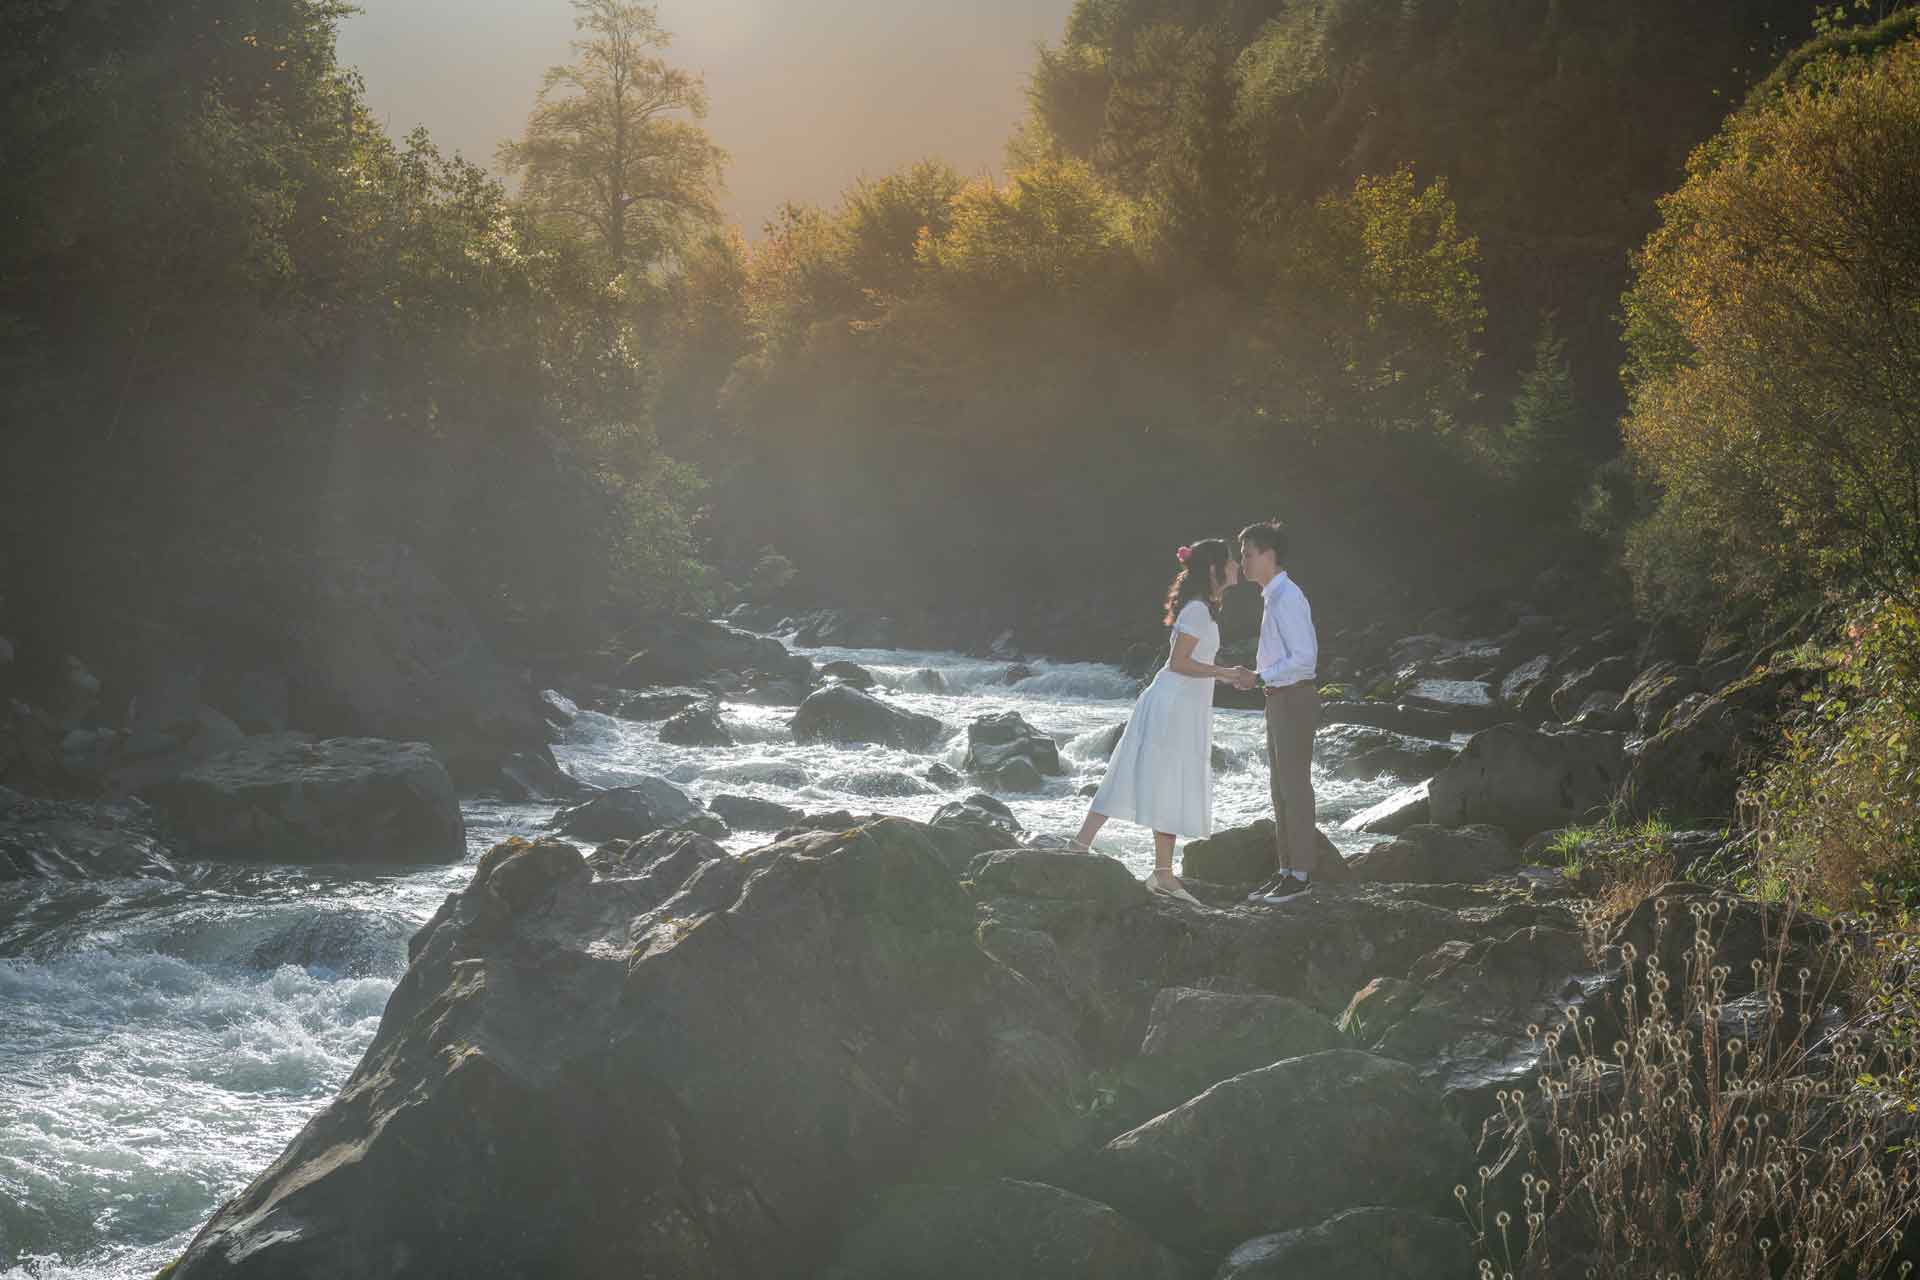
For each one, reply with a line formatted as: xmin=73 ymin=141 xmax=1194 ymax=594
xmin=1176 ymin=545 xmax=1193 ymax=564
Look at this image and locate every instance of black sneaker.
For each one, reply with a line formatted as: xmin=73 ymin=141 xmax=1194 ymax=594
xmin=1257 ymin=872 xmax=1311 ymax=904
xmin=1245 ymin=872 xmax=1290 ymax=902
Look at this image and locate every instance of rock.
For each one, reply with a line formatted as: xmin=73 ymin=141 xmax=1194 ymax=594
xmin=733 ymin=671 xmax=811 ymax=707
xmin=1337 ymin=976 xmax=1424 ymax=1043
xmin=827 ymin=1179 xmax=1189 ymax=1280
xmin=1085 ymin=721 xmax=1129 ymax=759
xmin=622 ymin=618 xmax=811 ymax=685
xmin=1099 ymin=988 xmax=1344 ymax=1132
xmin=617 ymin=687 xmax=708 ymax=721
xmin=827 ymin=768 xmax=939 ymax=799
xmin=142 ymin=733 xmax=464 ymax=863
xmin=964 ymin=713 xmax=1063 ymax=789
xmin=588 ymin=830 xmax=728 ymax=905
xmin=934 ymin=793 xmax=1023 ymax=839
xmin=1549 ymin=655 xmax=1638 ymax=722
xmin=282 ymin=543 xmax=548 ymax=785
xmin=1497 ymin=654 xmax=1553 ymax=716
xmin=1067 ymin=1050 xmax=1471 ymax=1255
xmin=818 ymin=660 xmax=876 ymax=690
xmin=1331 ymin=735 xmax=1457 ymax=782
xmin=496 ymin=747 xmax=585 ymax=801
xmin=0 ymin=785 xmax=179 ymax=881
xmin=1623 ymin=664 xmax=1819 ymax=825
xmin=1001 ymin=663 xmax=1035 ymax=686
xmin=1566 ymin=690 xmax=1630 ymax=730
xmin=538 ymin=688 xmax=578 ymax=729
xmin=1428 ymin=724 xmax=1628 ymax=839
xmin=702 ymin=758 xmax=811 ymax=789
xmin=1348 ymin=824 xmax=1517 ymax=884
xmin=550 ymin=775 xmax=722 ymax=842
xmin=968 ymin=849 xmax=1147 ymax=908
xmin=165 ymin=822 xmax=1082 ymax=1279
xmin=709 ymin=794 xmax=803 ymax=831
xmin=1617 ymin=661 xmax=1702 ymax=736
xmin=1215 ymin=1207 xmax=1471 ymax=1280
xmin=792 ymin=685 xmax=947 ymax=752
xmin=922 ymin=761 xmax=963 ymax=789
xmin=1401 ymin=679 xmax=1499 ymax=731
xmin=1181 ymin=819 xmax=1350 ymax=885
xmin=660 ymin=705 xmax=734 ymax=748
xmin=1318 ymin=700 xmax=1456 ymax=742
xmin=1342 ymin=781 xmax=1432 ymax=836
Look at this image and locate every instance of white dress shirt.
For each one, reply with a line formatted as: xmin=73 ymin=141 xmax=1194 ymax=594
xmin=1256 ymin=572 xmax=1318 ymax=688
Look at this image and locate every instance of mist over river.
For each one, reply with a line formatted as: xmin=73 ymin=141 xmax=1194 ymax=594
xmin=0 ymin=634 xmax=1402 ymax=1279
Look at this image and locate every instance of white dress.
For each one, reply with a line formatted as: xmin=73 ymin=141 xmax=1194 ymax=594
xmin=1090 ymin=600 xmax=1217 ymax=838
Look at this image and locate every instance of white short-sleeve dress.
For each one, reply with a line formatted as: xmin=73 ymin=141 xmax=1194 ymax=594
xmin=1089 ymin=599 xmax=1217 ymax=838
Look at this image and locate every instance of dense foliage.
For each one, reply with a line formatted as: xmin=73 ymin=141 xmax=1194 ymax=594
xmin=0 ymin=0 xmax=706 ymax=659
xmin=1622 ymin=26 xmax=1920 ymax=619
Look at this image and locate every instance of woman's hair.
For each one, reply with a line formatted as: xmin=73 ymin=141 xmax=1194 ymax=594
xmin=1163 ymin=538 xmax=1231 ymax=626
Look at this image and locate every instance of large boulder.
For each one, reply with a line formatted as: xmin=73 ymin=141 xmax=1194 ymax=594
xmin=142 ymin=733 xmax=464 ymax=863
xmin=1341 ymin=781 xmax=1432 ymax=836
xmin=1549 ymin=655 xmax=1637 ymax=722
xmin=622 ymin=617 xmax=812 ymax=685
xmin=1348 ymin=824 xmax=1517 ymax=884
xmin=165 ymin=822 xmax=1082 ymax=1280
xmin=1622 ymin=664 xmax=1819 ymax=825
xmin=709 ymin=793 xmax=804 ymax=831
xmin=1319 ymin=700 xmax=1455 ymax=742
xmin=1067 ymin=1050 xmax=1472 ymax=1255
xmin=1180 ymin=819 xmax=1351 ymax=885
xmin=933 ymin=792 xmax=1024 ymax=842
xmin=1428 ymin=724 xmax=1628 ymax=839
xmin=792 ymin=685 xmax=948 ymax=752
xmin=659 ymin=704 xmax=734 ymax=748
xmin=1215 ymin=1207 xmax=1472 ymax=1280
xmin=826 ymin=1180 xmax=1189 ymax=1280
xmin=549 ymin=775 xmax=722 ymax=841
xmin=282 ymin=543 xmax=549 ymax=785
xmin=964 ymin=712 xmax=1063 ymax=792
xmin=0 ymin=785 xmax=179 ymax=881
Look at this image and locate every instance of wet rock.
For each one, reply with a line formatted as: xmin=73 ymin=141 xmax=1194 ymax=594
xmin=1616 ymin=661 xmax=1702 ymax=736
xmin=165 ymin=821 xmax=1080 ymax=1280
xmin=1337 ymin=976 xmax=1424 ymax=1043
xmin=1348 ymin=824 xmax=1517 ymax=884
xmin=1549 ymin=655 xmax=1637 ymax=722
xmin=496 ymin=747 xmax=586 ymax=801
xmin=792 ymin=685 xmax=947 ymax=752
xmin=829 ymin=768 xmax=939 ymax=799
xmin=709 ymin=794 xmax=803 ymax=831
xmin=617 ymin=687 xmax=708 ymax=722
xmin=934 ymin=793 xmax=1024 ymax=840
xmin=1567 ymin=691 xmax=1630 ymax=731
xmin=588 ymin=829 xmax=727 ymax=906
xmin=1001 ymin=664 xmax=1035 ymax=686
xmin=550 ymin=775 xmax=724 ymax=842
xmin=1497 ymin=654 xmax=1553 ymax=717
xmin=1216 ymin=1206 xmax=1471 ymax=1280
xmin=965 ymin=713 xmax=1062 ymax=786
xmin=818 ymin=661 xmax=876 ymax=690
xmin=621 ymin=618 xmax=811 ymax=685
xmin=922 ymin=761 xmax=963 ymax=789
xmin=1181 ymin=820 xmax=1351 ymax=885
xmin=1329 ymin=733 xmax=1457 ymax=782
xmin=1319 ymin=700 xmax=1455 ymax=742
xmin=733 ymin=672 xmax=811 ymax=708
xmin=969 ymin=849 xmax=1147 ymax=909
xmin=1622 ymin=664 xmax=1820 ymax=825
xmin=1428 ymin=725 xmax=1628 ymax=840
xmin=143 ymin=733 xmax=464 ymax=863
xmin=659 ymin=705 xmax=734 ymax=748
xmin=826 ymin=1180 xmax=1189 ymax=1280
xmin=902 ymin=668 xmax=950 ymax=695
xmin=1342 ymin=781 xmax=1431 ymax=836
xmin=1066 ymin=1050 xmax=1472 ymax=1256
xmin=702 ymin=758 xmax=811 ymax=789
xmin=0 ymin=785 xmax=179 ymax=881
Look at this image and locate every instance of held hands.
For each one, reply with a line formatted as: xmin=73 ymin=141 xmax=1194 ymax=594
xmin=1224 ymin=666 xmax=1259 ymax=691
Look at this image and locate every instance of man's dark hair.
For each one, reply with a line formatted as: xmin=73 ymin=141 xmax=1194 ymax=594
xmin=1238 ymin=520 xmax=1289 ymax=562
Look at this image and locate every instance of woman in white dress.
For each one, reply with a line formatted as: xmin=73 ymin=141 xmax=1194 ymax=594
xmin=1072 ymin=539 xmax=1255 ymax=902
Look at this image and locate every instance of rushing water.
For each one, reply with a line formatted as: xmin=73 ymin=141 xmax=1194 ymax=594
xmin=0 ymin=635 xmax=1403 ymax=1278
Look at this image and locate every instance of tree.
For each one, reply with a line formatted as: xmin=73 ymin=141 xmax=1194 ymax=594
xmin=498 ymin=0 xmax=725 ymax=278
xmin=1621 ymin=35 xmax=1920 ymax=611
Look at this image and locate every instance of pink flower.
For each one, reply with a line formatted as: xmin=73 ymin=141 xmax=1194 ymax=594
xmin=1176 ymin=546 xmax=1193 ymax=564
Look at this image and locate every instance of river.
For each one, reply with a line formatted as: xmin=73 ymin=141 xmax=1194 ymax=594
xmin=0 ymin=634 xmax=1404 ymax=1278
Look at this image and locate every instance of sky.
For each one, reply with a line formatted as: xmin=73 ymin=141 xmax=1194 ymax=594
xmin=336 ymin=0 xmax=1078 ymax=239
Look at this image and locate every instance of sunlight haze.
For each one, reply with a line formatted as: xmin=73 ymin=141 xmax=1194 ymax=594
xmin=337 ymin=0 xmax=1076 ymax=236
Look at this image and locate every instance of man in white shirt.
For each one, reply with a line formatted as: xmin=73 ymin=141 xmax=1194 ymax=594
xmin=1238 ymin=520 xmax=1319 ymax=901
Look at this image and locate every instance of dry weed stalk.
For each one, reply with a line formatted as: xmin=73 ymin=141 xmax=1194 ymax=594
xmin=1465 ymin=891 xmax=1920 ymax=1279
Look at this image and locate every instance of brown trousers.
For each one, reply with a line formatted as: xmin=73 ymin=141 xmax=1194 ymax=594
xmin=1264 ymin=682 xmax=1320 ymax=874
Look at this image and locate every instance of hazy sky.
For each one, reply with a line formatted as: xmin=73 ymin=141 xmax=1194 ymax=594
xmin=337 ymin=0 xmax=1077 ymax=238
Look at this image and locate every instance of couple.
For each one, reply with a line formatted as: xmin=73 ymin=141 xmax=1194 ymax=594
xmin=1072 ymin=521 xmax=1319 ymax=907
